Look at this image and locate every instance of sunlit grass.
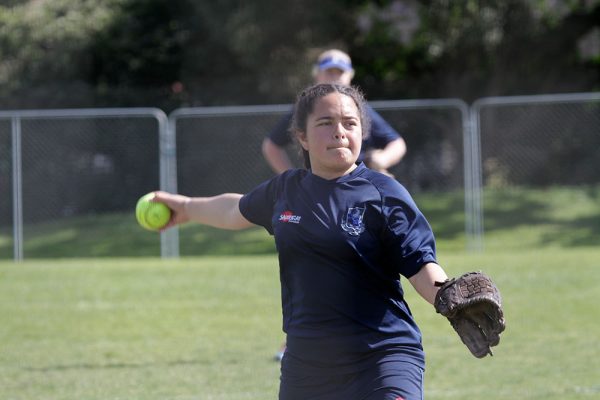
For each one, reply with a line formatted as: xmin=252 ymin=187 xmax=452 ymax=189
xmin=2 ymin=185 xmax=599 ymax=259
xmin=1 ymin=249 xmax=599 ymax=399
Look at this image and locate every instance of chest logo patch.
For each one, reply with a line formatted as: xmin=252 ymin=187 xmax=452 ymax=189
xmin=341 ymin=207 xmax=366 ymax=236
xmin=279 ymin=210 xmax=302 ymax=224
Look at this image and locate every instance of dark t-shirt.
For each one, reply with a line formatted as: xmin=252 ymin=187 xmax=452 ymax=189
xmin=239 ymin=163 xmax=436 ymax=371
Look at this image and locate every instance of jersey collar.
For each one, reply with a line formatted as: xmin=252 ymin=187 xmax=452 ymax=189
xmin=305 ymin=162 xmax=367 ymax=185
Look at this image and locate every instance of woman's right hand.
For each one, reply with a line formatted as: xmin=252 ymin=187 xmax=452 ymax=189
xmin=150 ymin=191 xmax=191 ymax=230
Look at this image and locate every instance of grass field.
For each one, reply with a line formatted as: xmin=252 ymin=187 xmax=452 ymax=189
xmin=2 ymin=185 xmax=599 ymax=259
xmin=1 ymin=249 xmax=600 ymax=399
xmin=1 ymin=185 xmax=600 ymax=399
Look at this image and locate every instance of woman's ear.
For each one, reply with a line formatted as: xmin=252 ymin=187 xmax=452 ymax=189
xmin=296 ymin=131 xmax=309 ymax=151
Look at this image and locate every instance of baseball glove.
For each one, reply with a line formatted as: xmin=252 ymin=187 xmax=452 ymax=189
xmin=434 ymin=271 xmax=505 ymax=358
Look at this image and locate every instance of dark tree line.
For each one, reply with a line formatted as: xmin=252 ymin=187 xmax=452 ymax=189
xmin=0 ymin=0 xmax=598 ymax=110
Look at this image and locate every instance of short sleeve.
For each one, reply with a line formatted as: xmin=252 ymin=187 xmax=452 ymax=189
xmin=267 ymin=112 xmax=294 ymax=147
xmin=365 ymin=106 xmax=402 ymax=149
xmin=239 ymin=175 xmax=282 ymax=235
xmin=380 ymin=181 xmax=437 ymax=278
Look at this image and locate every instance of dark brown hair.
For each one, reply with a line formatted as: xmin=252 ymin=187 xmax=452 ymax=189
xmin=290 ymin=83 xmax=370 ymax=169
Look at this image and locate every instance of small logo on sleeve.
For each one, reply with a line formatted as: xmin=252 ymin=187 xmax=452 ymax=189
xmin=279 ymin=211 xmax=302 ymax=224
xmin=341 ymin=207 xmax=366 ymax=236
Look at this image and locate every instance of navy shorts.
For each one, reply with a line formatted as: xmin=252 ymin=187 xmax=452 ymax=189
xmin=279 ymin=350 xmax=424 ymax=400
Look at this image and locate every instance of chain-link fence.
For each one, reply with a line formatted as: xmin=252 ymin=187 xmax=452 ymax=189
xmin=471 ymin=92 xmax=600 ymax=249
xmin=3 ymin=93 xmax=599 ymax=260
xmin=171 ymin=100 xmax=468 ymax=193
xmin=0 ymin=119 xmax=13 ymax=259
xmin=170 ymin=105 xmax=291 ymax=197
xmin=170 ymin=99 xmax=470 ymax=256
xmin=1 ymin=109 xmax=169 ymax=260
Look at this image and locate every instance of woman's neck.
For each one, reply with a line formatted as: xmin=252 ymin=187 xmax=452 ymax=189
xmin=311 ymin=163 xmax=358 ymax=180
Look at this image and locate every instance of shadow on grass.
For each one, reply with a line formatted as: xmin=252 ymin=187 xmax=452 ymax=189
xmin=2 ymin=186 xmax=598 ymax=259
xmin=483 ymin=189 xmax=551 ymax=229
xmin=4 ymin=213 xmax=164 ymax=259
xmin=179 ymin=224 xmax=276 ymax=256
xmin=541 ymin=212 xmax=600 ymax=247
xmin=0 ymin=212 xmax=276 ymax=259
xmin=483 ymin=186 xmax=600 ymax=248
xmin=413 ymin=191 xmax=466 ymax=241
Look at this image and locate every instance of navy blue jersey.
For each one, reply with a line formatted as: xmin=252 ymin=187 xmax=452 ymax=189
xmin=268 ymin=105 xmax=401 ymax=163
xmin=239 ymin=163 xmax=436 ymax=372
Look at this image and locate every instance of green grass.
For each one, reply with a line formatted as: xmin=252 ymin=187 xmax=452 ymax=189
xmin=0 ymin=257 xmax=283 ymax=400
xmin=481 ymin=185 xmax=600 ymax=250
xmin=1 ymin=250 xmax=599 ymax=399
xmin=2 ymin=185 xmax=599 ymax=259
xmin=0 ymin=213 xmax=278 ymax=259
xmin=1 ymin=185 xmax=599 ymax=398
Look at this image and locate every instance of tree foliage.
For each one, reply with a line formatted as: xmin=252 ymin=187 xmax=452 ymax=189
xmin=351 ymin=0 xmax=600 ymax=100
xmin=0 ymin=0 xmax=124 ymax=107
xmin=0 ymin=0 xmax=598 ymax=109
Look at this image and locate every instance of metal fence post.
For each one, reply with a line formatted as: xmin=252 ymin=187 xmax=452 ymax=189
xmin=11 ymin=116 xmax=23 ymax=261
xmin=468 ymin=102 xmax=484 ymax=252
xmin=370 ymin=99 xmax=479 ymax=251
xmin=160 ymin=112 xmax=179 ymax=258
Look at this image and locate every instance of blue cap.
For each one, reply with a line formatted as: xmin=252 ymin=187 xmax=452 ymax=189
xmin=316 ymin=52 xmax=353 ymax=72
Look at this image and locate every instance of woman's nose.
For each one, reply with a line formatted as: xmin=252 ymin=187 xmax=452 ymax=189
xmin=333 ymin=123 xmax=346 ymax=139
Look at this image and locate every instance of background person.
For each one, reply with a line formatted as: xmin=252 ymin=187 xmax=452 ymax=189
xmin=266 ymin=49 xmax=408 ymax=361
xmin=261 ymin=48 xmax=406 ymax=176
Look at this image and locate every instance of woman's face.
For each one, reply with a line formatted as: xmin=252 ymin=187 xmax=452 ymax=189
xmin=298 ymin=92 xmax=362 ymax=179
xmin=315 ymin=68 xmax=353 ymax=86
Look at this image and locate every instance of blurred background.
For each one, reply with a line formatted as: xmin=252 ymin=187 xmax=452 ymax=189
xmin=1 ymin=0 xmax=599 ymax=259
xmin=0 ymin=0 xmax=598 ymax=110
